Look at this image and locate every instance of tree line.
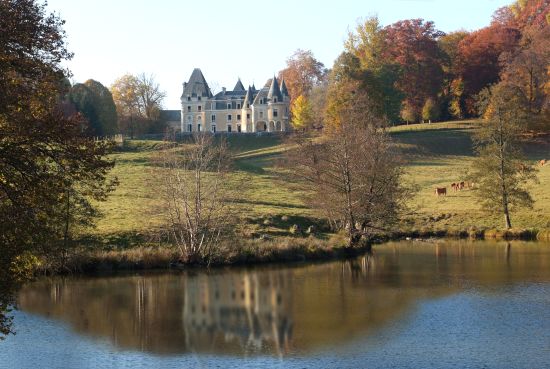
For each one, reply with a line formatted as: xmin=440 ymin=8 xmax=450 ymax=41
xmin=280 ymin=0 xmax=549 ymax=130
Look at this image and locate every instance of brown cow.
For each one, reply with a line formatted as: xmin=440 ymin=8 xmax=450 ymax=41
xmin=451 ymin=183 xmax=458 ymax=192
xmin=435 ymin=187 xmax=447 ymax=196
xmin=459 ymin=181 xmax=465 ymax=190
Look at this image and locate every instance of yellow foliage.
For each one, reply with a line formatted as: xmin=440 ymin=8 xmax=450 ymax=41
xmin=291 ymin=95 xmax=313 ymax=129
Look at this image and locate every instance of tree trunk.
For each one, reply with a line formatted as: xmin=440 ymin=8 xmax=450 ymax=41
xmin=504 ymin=211 xmax=512 ymax=230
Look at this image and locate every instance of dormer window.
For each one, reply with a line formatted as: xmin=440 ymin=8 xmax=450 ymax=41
xmin=274 ymin=97 xmax=278 ymax=103
xmin=237 ymin=103 xmax=241 ymax=109
xmin=247 ymin=103 xmax=250 ymax=108
xmin=227 ymin=103 xmax=231 ymax=109
xmin=198 ymin=96 xmax=202 ymax=101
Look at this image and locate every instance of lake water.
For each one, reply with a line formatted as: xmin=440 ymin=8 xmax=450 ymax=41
xmin=3 ymin=240 xmax=550 ymax=368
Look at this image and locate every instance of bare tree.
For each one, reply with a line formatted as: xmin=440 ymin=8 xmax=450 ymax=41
xmin=158 ymin=134 xmax=236 ymax=263
xmin=286 ymin=84 xmax=405 ymax=247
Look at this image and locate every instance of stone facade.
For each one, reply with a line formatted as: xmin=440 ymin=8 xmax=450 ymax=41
xmin=179 ymin=68 xmax=291 ymax=133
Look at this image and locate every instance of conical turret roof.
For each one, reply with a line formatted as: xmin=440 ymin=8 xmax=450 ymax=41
xmin=243 ymin=85 xmax=254 ymax=106
xmin=181 ymin=68 xmax=213 ymax=98
xmin=267 ymin=76 xmax=283 ymax=101
xmin=233 ymin=78 xmax=245 ymax=91
xmin=280 ymin=78 xmax=289 ymax=97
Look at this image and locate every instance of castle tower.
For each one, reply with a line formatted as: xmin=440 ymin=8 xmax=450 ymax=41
xmin=180 ymin=68 xmax=212 ymax=132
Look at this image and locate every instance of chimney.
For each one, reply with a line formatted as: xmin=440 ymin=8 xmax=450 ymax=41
xmin=222 ymin=87 xmax=226 ymax=93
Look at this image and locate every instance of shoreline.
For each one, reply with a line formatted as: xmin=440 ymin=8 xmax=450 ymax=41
xmin=38 ymin=227 xmax=550 ymax=276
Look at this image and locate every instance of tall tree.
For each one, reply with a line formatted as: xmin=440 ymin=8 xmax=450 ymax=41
xmin=135 ymin=73 xmax=166 ymax=120
xmin=471 ymin=84 xmax=536 ymax=229
xmin=345 ymin=16 xmax=402 ymax=122
xmin=498 ymin=26 xmax=550 ymax=130
xmin=0 ymin=0 xmax=115 ymax=336
xmin=84 ymin=79 xmax=118 ymax=135
xmin=456 ymin=23 xmax=520 ymax=115
xmin=278 ymin=49 xmax=326 ymax=103
xmin=111 ymin=73 xmax=165 ymax=137
xmin=383 ymin=19 xmax=445 ymax=121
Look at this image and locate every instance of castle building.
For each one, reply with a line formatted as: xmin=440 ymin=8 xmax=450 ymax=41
xmin=179 ymin=68 xmax=291 ymax=133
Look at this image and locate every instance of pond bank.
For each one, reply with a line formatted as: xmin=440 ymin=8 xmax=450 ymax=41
xmin=38 ymin=227 xmax=550 ymax=275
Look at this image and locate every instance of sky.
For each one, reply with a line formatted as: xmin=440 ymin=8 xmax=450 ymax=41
xmin=46 ymin=0 xmax=513 ymax=109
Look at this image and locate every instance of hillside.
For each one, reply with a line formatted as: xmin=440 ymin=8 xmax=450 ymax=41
xmin=92 ymin=122 xmax=550 ymax=245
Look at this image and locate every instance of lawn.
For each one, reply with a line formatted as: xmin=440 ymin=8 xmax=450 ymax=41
xmin=91 ymin=122 xmax=550 ymax=245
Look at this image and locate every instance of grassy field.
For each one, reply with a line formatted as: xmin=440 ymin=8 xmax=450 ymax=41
xmin=91 ymin=121 xmax=550 ymax=247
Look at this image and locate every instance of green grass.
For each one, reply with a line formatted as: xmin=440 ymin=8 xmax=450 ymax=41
xmin=91 ymin=122 xmax=550 ymax=246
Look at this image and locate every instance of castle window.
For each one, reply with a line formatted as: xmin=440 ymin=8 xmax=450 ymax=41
xmin=187 ymin=96 xmax=191 ymax=101
xmin=247 ymin=103 xmax=250 ymax=108
xmin=227 ymin=103 xmax=231 ymax=109
xmin=237 ymin=103 xmax=241 ymax=109
xmin=187 ymin=124 xmax=192 ymax=132
xmin=227 ymin=125 xmax=232 ymax=133
xmin=211 ymin=114 xmax=216 ymax=122
xmin=227 ymin=114 xmax=232 ymax=121
xmin=237 ymin=124 xmax=241 ymax=133
xmin=259 ymin=111 xmax=264 ymax=118
xmin=187 ymin=106 xmax=191 ymax=112
xmin=197 ymin=124 xmax=202 ymax=132
xmin=198 ymin=96 xmax=202 ymax=101
xmin=198 ymin=105 xmax=202 ymax=112
xmin=247 ymin=113 xmax=250 ymax=119
xmin=237 ymin=114 xmax=241 ymax=121
xmin=211 ymin=124 xmax=216 ymax=133
xmin=274 ymin=97 xmax=278 ymax=103
xmin=260 ymin=98 xmax=264 ymax=104
xmin=273 ymin=109 xmax=278 ymax=118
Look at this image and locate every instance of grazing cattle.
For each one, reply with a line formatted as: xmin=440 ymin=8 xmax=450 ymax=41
xmin=451 ymin=183 xmax=458 ymax=191
xmin=435 ymin=187 xmax=447 ymax=196
xmin=540 ymin=159 xmax=547 ymax=167
xmin=459 ymin=181 xmax=465 ymax=190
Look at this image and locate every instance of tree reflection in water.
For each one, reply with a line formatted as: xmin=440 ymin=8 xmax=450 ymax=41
xmin=15 ymin=240 xmax=550 ymax=356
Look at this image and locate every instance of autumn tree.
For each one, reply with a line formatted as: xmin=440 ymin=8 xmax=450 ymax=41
xmin=438 ymin=31 xmax=470 ymax=119
xmin=422 ymin=98 xmax=441 ymax=123
xmin=291 ymin=95 xmax=314 ymax=130
xmin=498 ymin=26 xmax=550 ymax=130
xmin=278 ymin=49 xmax=327 ymax=104
xmin=111 ymin=73 xmax=166 ymax=137
xmin=345 ymin=16 xmax=402 ymax=122
xmin=0 ymin=0 xmax=115 ymax=336
xmin=383 ymin=19 xmax=445 ymax=122
xmin=288 ymin=82 xmax=404 ymax=247
xmin=470 ymin=85 xmax=536 ymax=229
xmin=455 ymin=23 xmax=520 ymax=115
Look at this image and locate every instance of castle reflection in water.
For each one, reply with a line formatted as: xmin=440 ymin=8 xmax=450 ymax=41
xmin=181 ymin=270 xmax=292 ymax=355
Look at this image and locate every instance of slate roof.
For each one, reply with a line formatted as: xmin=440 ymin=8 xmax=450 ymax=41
xmin=280 ymin=78 xmax=289 ymax=97
xmin=252 ymin=87 xmax=269 ymax=105
xmin=160 ymin=110 xmax=181 ymax=121
xmin=267 ymin=76 xmax=283 ymax=101
xmin=233 ymin=79 xmax=245 ymax=91
xmin=181 ymin=68 xmax=213 ymax=98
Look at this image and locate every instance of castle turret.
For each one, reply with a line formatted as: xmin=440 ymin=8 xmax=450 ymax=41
xmin=267 ymin=76 xmax=283 ymax=103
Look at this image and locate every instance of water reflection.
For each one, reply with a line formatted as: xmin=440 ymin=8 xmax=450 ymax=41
xmin=16 ymin=240 xmax=550 ymax=356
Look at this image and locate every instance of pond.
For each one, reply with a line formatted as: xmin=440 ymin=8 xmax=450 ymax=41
xmin=3 ymin=240 xmax=550 ymax=368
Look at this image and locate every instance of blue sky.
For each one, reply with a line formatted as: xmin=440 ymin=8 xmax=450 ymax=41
xmin=46 ymin=0 xmax=512 ymax=109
